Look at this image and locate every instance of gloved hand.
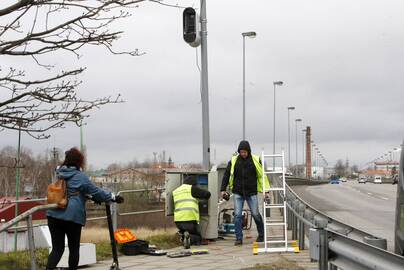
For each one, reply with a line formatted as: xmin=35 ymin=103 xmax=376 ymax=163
xmin=85 ymin=194 xmax=101 ymax=205
xmin=111 ymin=193 xmax=124 ymax=204
xmin=221 ymin=191 xmax=230 ymax=201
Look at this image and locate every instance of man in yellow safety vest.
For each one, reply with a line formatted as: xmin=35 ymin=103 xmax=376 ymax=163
xmin=220 ymin=140 xmax=270 ymax=246
xmin=173 ymin=175 xmax=211 ymax=248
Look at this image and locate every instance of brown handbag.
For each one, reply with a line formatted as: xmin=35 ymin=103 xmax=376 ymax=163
xmin=47 ymin=179 xmax=68 ymax=208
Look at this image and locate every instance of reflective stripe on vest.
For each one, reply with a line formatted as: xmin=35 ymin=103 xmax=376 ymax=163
xmin=172 ymin=184 xmax=199 ymax=223
xmin=229 ymin=154 xmax=270 ymax=193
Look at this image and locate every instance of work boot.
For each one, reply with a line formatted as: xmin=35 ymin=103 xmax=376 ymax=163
xmin=234 ymin=239 xmax=243 ymax=246
xmin=256 ymin=235 xmax=264 ymax=242
xmin=183 ymin=231 xmax=191 ymax=249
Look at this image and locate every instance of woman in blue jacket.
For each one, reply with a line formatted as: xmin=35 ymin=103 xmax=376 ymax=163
xmin=46 ymin=147 xmax=123 ymax=270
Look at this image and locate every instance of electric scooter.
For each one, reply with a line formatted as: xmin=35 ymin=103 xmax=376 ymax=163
xmin=106 ymin=201 xmax=120 ymax=270
xmin=86 ymin=195 xmax=121 ymax=270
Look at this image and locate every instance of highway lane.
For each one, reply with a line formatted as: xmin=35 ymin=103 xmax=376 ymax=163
xmin=292 ymin=181 xmax=397 ymax=251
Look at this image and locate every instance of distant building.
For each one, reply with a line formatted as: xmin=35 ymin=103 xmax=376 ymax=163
xmin=363 ymin=161 xmax=398 ymax=178
xmin=373 ymin=161 xmax=399 ymax=172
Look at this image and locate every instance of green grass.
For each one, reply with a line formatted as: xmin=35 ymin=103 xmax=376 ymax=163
xmin=0 ymin=232 xmax=181 ymax=270
xmin=146 ymin=232 xmax=181 ymax=249
xmin=96 ymin=232 xmax=181 ymax=261
xmin=95 ymin=241 xmax=115 ymax=261
xmin=0 ymin=248 xmax=48 ymax=270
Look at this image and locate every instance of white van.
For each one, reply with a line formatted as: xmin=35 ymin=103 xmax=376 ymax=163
xmin=374 ymin=175 xmax=382 ymax=184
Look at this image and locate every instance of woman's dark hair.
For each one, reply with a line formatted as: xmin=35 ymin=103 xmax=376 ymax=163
xmin=62 ymin=147 xmax=85 ymax=170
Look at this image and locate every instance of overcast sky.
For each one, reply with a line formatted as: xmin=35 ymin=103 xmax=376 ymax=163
xmin=1 ymin=0 xmax=404 ymax=169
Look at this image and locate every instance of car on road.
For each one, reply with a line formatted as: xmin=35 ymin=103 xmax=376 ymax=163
xmin=330 ymin=178 xmax=340 ymax=184
xmin=340 ymin=177 xmax=347 ymax=182
xmin=358 ymin=176 xmax=367 ymax=184
xmin=373 ymin=175 xmax=382 ymax=184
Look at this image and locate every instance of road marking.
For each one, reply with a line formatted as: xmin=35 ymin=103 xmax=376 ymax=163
xmin=380 ymin=197 xmax=389 ymax=201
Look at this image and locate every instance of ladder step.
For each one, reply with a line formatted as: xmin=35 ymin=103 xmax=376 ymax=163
xmin=266 ymin=240 xmax=287 ymax=244
xmin=262 ymin=154 xmax=283 ymax=157
xmin=265 ymin=188 xmax=284 ymax=191
xmin=267 ymin=235 xmax=286 ymax=239
xmin=265 ymin=219 xmax=284 ymax=222
xmin=258 ymin=247 xmax=297 ymax=253
xmin=265 ymin=223 xmax=285 ymax=226
xmin=264 ymin=204 xmax=285 ymax=208
xmin=265 ymin=171 xmax=284 ymax=174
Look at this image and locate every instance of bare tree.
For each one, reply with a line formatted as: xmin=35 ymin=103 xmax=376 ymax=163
xmin=0 ymin=0 xmax=146 ymax=138
xmin=334 ymin=159 xmax=346 ymax=177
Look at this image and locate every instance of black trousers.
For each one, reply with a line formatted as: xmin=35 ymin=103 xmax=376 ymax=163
xmin=47 ymin=216 xmax=82 ymax=270
xmin=175 ymin=221 xmax=201 ymax=245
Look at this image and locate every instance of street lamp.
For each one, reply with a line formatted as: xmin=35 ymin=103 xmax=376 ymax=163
xmin=273 ymin=81 xmax=283 ymax=168
xmin=242 ymin=31 xmax=257 ymax=140
xmin=287 ymin=106 xmax=295 ymax=168
xmin=302 ymin=129 xmax=306 ymax=171
xmin=295 ymin=119 xmax=302 ymax=175
xmin=312 ymin=143 xmax=316 ymax=167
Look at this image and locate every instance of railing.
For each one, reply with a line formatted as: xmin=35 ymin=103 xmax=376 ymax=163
xmin=0 ymin=204 xmax=57 ymax=270
xmin=285 ymin=178 xmax=404 ymax=269
xmin=0 ymin=187 xmax=166 ymax=270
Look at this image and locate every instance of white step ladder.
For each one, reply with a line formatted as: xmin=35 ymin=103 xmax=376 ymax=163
xmin=258 ymin=151 xmax=297 ymax=253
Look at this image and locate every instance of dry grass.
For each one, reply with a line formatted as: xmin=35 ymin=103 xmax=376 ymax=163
xmin=81 ymin=226 xmax=178 ymax=243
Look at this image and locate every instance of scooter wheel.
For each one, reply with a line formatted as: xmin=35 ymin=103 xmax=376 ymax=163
xmin=110 ymin=263 xmax=121 ymax=270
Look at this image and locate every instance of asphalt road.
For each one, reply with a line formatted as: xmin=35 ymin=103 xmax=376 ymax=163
xmin=292 ymin=181 xmax=398 ymax=251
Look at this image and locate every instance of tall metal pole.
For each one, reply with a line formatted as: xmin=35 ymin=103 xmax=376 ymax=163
xmin=200 ymin=0 xmax=210 ymax=170
xmin=302 ymin=129 xmax=306 ymax=170
xmin=288 ymin=109 xmax=290 ymax=167
xmin=306 ymin=128 xmax=312 ymax=179
xmin=295 ymin=119 xmax=301 ymax=175
xmin=273 ymin=84 xmax=276 ymax=169
xmin=242 ymin=36 xmax=246 ymax=140
xmin=287 ymin=107 xmax=295 ymax=167
xmin=272 ymin=81 xmax=283 ymax=169
xmin=295 ymin=120 xmax=298 ymax=168
xmin=14 ymin=122 xmax=22 ymax=251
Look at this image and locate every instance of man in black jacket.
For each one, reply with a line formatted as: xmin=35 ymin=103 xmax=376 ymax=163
xmin=221 ymin=141 xmax=267 ymax=246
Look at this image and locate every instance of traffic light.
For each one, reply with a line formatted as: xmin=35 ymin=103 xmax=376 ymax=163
xmin=183 ymin=7 xmax=201 ymax=47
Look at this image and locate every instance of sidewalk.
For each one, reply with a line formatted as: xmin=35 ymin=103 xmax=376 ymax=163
xmin=86 ymin=233 xmax=317 ymax=270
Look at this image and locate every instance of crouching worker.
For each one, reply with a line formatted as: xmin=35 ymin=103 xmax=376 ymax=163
xmin=46 ymin=148 xmax=124 ymax=270
xmin=173 ymin=176 xmax=211 ymax=248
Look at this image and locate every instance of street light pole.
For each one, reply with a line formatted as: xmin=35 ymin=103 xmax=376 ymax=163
xmin=287 ymin=107 xmax=295 ymax=168
xmin=302 ymin=129 xmax=306 ymax=173
xmin=273 ymin=81 xmax=283 ymax=169
xmin=295 ymin=119 xmax=302 ymax=175
xmin=311 ymin=142 xmax=315 ymax=176
xmin=242 ymin=31 xmax=256 ymax=140
xmin=315 ymin=148 xmax=319 ymax=178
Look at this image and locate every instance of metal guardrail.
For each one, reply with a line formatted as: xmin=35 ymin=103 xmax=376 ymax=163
xmin=327 ymin=230 xmax=404 ymax=270
xmin=285 ymin=178 xmax=404 ymax=269
xmin=286 ymin=181 xmax=380 ymax=244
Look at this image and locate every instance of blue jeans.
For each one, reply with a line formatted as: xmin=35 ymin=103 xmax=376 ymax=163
xmin=234 ymin=193 xmax=264 ymax=241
